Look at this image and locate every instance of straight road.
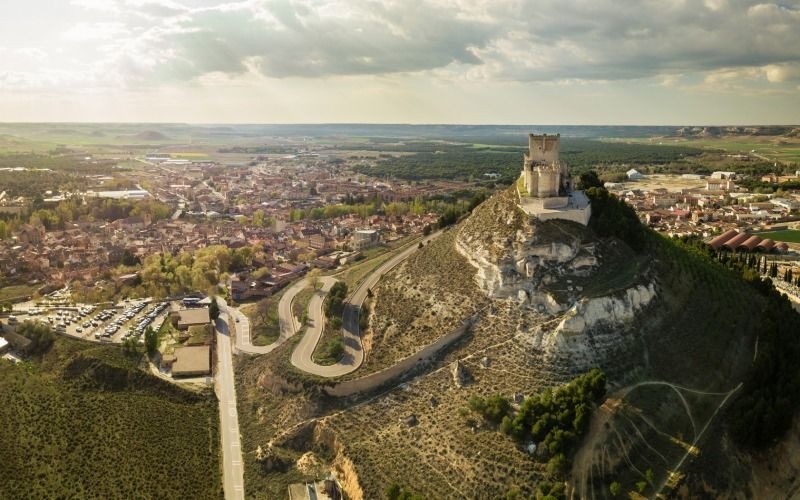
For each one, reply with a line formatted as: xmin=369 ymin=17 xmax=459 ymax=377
xmin=214 ymin=316 xmax=245 ymax=500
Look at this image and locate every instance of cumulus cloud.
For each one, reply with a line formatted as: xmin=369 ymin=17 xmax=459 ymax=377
xmin=5 ymin=0 xmax=800 ymax=92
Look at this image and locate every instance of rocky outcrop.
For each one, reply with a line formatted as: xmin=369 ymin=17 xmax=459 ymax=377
xmin=455 ymin=188 xmax=601 ymax=314
xmin=554 ymin=283 xmax=656 ymax=338
xmin=451 ymin=360 xmax=469 ymax=388
xmin=455 ymin=187 xmax=658 ymax=373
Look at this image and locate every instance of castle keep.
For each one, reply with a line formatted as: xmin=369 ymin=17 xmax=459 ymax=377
xmin=518 ymin=133 xmax=591 ymax=225
xmin=523 ymin=134 xmax=571 ymax=197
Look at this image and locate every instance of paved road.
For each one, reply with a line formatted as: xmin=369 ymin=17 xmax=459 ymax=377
xmin=224 ymin=230 xmax=441 ymax=377
xmin=218 ymin=287 xmax=314 ymax=356
xmin=214 ymin=316 xmax=245 ymax=500
xmin=288 ymin=231 xmax=443 ymax=377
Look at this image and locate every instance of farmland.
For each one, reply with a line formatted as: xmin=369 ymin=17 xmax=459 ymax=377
xmin=754 ymin=229 xmax=800 ymax=243
xmin=622 ymin=136 xmax=800 ymax=165
xmin=0 ymin=337 xmax=222 ymax=499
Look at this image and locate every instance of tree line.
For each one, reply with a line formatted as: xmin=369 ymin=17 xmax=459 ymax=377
xmin=464 ymin=369 xmax=607 ymax=490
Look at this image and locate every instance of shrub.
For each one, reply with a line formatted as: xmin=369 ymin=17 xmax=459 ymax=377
xmin=15 ymin=320 xmax=55 ymax=354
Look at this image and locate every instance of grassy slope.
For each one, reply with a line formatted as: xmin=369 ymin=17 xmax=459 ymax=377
xmin=241 ymin=290 xmax=286 ymax=346
xmin=0 ymin=338 xmax=221 ymax=499
xmin=755 ymin=229 xmax=800 ymax=243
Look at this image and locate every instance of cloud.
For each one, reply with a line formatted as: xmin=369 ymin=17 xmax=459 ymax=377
xmin=6 ymin=0 xmax=800 ymax=93
xmin=63 ymin=22 xmax=127 ymax=41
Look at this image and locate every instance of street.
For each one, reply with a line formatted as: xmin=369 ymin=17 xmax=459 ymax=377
xmin=214 ymin=316 xmax=245 ymax=500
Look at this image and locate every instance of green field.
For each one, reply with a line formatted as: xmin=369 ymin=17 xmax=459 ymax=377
xmin=0 ymin=284 xmax=38 ymax=302
xmin=0 ymin=337 xmax=222 ymax=498
xmin=622 ymin=136 xmax=800 ymax=164
xmin=755 ymin=230 xmax=800 ymax=243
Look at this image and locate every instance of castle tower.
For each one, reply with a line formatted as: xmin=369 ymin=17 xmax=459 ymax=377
xmin=522 ymin=133 xmax=568 ymax=198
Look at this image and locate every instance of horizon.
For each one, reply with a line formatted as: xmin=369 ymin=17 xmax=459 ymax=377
xmin=1 ymin=121 xmax=798 ymax=127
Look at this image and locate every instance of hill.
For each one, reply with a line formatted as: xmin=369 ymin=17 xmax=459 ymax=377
xmin=0 ymin=337 xmax=221 ymax=499
xmin=235 ymin=186 xmax=800 ymax=499
xmin=130 ymin=130 xmax=169 ymax=141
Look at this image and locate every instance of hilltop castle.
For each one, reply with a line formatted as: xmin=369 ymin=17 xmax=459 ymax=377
xmin=522 ymin=133 xmax=572 ymax=197
xmin=518 ymin=133 xmax=591 ymax=225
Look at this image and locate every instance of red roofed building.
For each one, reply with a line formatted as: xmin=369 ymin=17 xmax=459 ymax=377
xmin=709 ymin=229 xmax=738 ymax=250
xmin=723 ymin=232 xmax=750 ymax=250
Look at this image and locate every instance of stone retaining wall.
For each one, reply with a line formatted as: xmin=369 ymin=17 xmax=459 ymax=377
xmin=324 ymin=315 xmax=476 ymax=397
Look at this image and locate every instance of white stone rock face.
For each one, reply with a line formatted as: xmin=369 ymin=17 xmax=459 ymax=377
xmin=454 ymin=218 xmax=595 ymax=314
xmin=455 ymin=190 xmax=658 ymax=373
xmin=554 ymin=283 xmax=656 ymax=338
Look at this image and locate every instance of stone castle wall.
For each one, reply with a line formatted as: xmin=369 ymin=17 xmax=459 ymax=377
xmin=528 ymin=133 xmax=560 ymax=163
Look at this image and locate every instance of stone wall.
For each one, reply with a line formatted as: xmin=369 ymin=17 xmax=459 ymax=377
xmin=528 ymin=133 xmax=560 ymax=163
xmin=535 ymin=204 xmax=592 ymax=226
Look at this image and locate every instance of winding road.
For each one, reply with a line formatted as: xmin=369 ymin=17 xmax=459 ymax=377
xmin=226 ymin=231 xmax=442 ymax=377
xmin=289 ymin=231 xmax=443 ymax=377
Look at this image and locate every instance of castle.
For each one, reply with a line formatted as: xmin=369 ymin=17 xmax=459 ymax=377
xmin=522 ymin=133 xmax=571 ymax=197
xmin=518 ymin=133 xmax=591 ymax=225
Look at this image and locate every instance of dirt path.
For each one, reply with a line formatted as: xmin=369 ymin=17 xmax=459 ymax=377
xmin=570 ymin=380 xmax=742 ymax=499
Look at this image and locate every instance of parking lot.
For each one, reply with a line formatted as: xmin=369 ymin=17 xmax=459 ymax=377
xmin=15 ymin=295 xmax=172 ymax=345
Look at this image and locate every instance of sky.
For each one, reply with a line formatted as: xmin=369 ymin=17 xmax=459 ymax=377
xmin=0 ymin=0 xmax=799 ymax=125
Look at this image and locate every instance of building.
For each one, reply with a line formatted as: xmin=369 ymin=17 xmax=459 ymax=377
xmin=288 ymin=479 xmax=341 ymax=500
xmin=172 ymin=345 xmax=211 ymax=377
xmin=0 ymin=336 xmax=9 ymax=355
xmin=706 ymin=178 xmax=735 ymax=191
xmin=707 ymin=229 xmax=786 ymax=253
xmin=626 ymin=169 xmax=644 ymax=180
xmin=352 ymin=229 xmax=380 ymax=250
xmin=517 ymin=134 xmax=591 ymax=226
xmin=522 ymin=134 xmax=570 ymax=197
xmin=175 ymin=307 xmax=211 ymax=330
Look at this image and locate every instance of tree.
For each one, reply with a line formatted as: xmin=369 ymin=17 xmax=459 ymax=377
xmin=385 ymin=483 xmax=424 ymax=500
xmin=585 ymin=187 xmax=646 ymax=251
xmin=307 ymin=268 xmax=321 ymax=290
xmin=255 ymin=298 xmax=271 ymax=326
xmin=121 ymin=249 xmax=140 ymax=267
xmin=209 ymin=298 xmax=220 ymax=320
xmin=15 ymin=320 xmax=55 ymax=354
xmin=144 ymin=326 xmax=158 ymax=356
xmin=578 ymin=170 xmax=604 ymax=190
xmin=324 ymin=282 xmax=348 ymax=319
xmin=252 ymin=210 xmax=265 ymax=227
xmin=122 ymin=337 xmax=141 ymax=358
xmin=422 ymin=224 xmax=432 ymax=236
xmin=325 ymin=337 xmax=344 ymax=360
xmin=609 ymin=481 xmax=622 ymax=497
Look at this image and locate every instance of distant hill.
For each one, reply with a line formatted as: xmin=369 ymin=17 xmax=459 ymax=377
xmin=674 ymin=125 xmax=800 ymax=137
xmin=129 ymin=130 xmax=169 ymax=141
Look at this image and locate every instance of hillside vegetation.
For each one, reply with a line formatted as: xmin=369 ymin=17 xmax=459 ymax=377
xmin=0 ymin=337 xmax=221 ymax=499
xmin=234 ymin=186 xmax=800 ymax=499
